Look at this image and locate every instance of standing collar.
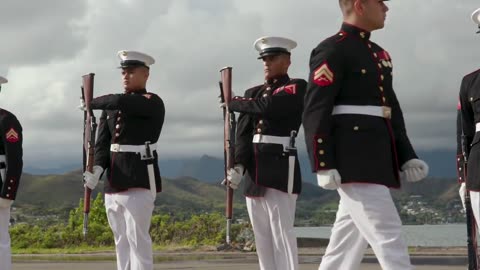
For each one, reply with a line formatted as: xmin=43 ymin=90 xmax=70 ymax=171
xmin=341 ymin=23 xmax=371 ymax=40
xmin=265 ymin=74 xmax=290 ymax=86
xmin=125 ymin=88 xmax=147 ymax=95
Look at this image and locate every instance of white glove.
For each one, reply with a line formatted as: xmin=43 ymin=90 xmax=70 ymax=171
xmin=83 ymin=165 xmax=103 ymax=190
xmin=78 ymin=97 xmax=86 ymax=111
xmin=400 ymin=159 xmax=429 ymax=182
xmin=316 ymin=169 xmax=341 ymax=190
xmin=226 ymin=164 xmax=244 ymax=190
xmin=459 ymin=182 xmax=466 ymax=210
xmin=0 ymin=198 xmax=13 ymax=209
xmin=218 ymin=96 xmax=226 ymax=109
xmin=218 ymin=92 xmax=236 ymax=109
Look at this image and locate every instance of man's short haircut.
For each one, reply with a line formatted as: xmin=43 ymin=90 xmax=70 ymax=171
xmin=339 ymin=0 xmax=366 ymax=15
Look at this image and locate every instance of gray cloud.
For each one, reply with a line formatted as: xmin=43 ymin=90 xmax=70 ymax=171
xmin=0 ymin=0 xmax=88 ymax=67
xmin=0 ymin=0 xmax=478 ymax=168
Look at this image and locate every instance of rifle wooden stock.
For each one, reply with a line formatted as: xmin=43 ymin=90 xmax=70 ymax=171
xmin=219 ymin=67 xmax=235 ymax=244
xmin=81 ymin=73 xmax=96 ymax=239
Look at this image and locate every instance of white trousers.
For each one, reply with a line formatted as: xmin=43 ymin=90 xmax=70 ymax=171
xmin=470 ymin=191 xmax=480 ymax=227
xmin=246 ymin=188 xmax=298 ymax=270
xmin=105 ymin=188 xmax=155 ymax=270
xmin=319 ymin=184 xmax=412 ymax=270
xmin=0 ymin=206 xmax=11 ymax=270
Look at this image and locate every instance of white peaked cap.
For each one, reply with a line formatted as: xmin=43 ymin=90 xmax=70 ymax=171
xmin=117 ymin=50 xmax=155 ymax=68
xmin=472 ymin=8 xmax=480 ymax=25
xmin=253 ymin=36 xmax=297 ymax=59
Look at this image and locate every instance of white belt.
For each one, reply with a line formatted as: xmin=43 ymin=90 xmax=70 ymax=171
xmin=110 ymin=142 xmax=157 ymax=153
xmin=252 ymin=134 xmax=290 ymax=149
xmin=332 ymin=105 xmax=392 ymax=119
xmin=110 ymin=143 xmax=157 ymax=160
xmin=0 ymin=155 xmax=5 ymax=163
xmin=476 ymin=123 xmax=480 ymax=132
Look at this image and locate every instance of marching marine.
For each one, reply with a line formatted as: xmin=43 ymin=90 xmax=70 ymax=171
xmin=303 ymin=1 xmax=428 ymax=269
xmin=458 ymin=7 xmax=480 ymax=235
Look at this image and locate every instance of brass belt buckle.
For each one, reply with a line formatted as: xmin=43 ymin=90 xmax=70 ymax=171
xmin=382 ymin=106 xmax=392 ymax=119
xmin=111 ymin=144 xmax=119 ymax=152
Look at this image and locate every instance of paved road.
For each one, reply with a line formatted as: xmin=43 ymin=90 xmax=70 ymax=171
xmin=12 ymin=261 xmax=468 ymax=270
xmin=13 ymin=255 xmax=470 ymax=270
xmin=12 ymin=251 xmax=470 ymax=270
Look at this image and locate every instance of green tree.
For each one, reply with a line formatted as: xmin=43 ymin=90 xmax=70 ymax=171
xmin=11 ymin=193 xmax=250 ymax=250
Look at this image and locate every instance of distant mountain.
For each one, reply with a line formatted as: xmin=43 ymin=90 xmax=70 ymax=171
xmin=23 ymin=156 xmax=226 ymax=182
xmin=14 ymin=170 xmax=102 ymax=208
xmin=12 ymin=169 xmax=460 ymax=225
xmin=24 ymin=163 xmax=82 ymax=175
xmin=164 ymin=154 xmax=318 ymax=184
xmin=416 ymin=149 xmax=456 ymax=178
xmin=157 ymin=149 xmax=458 ymax=184
xmin=14 ymin=170 xmax=459 ymax=210
xmin=14 ymin=170 xmax=248 ymax=216
xmin=176 ymin=155 xmax=225 ymax=183
xmin=157 ymin=158 xmax=192 ymax=178
xmin=391 ymin=176 xmax=458 ymax=201
xmin=22 ymin=149 xmax=458 ymax=184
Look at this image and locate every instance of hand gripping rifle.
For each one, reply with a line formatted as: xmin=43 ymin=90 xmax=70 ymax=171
xmin=460 ymin=110 xmax=479 ymax=270
xmin=81 ymin=73 xmax=97 ymax=240
xmin=219 ymin=67 xmax=236 ymax=245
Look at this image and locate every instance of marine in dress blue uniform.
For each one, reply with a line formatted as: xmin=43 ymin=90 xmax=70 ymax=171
xmin=302 ymin=1 xmax=428 ymax=269
xmin=0 ymin=76 xmax=23 ymax=270
xmin=225 ymin=36 xmax=306 ymax=270
xmin=458 ymin=7 xmax=480 ymax=237
xmin=83 ymin=51 xmax=164 ymax=270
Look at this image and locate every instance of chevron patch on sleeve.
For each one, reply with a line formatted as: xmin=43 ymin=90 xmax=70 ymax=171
xmin=6 ymin=128 xmax=19 ymax=143
xmin=313 ymin=62 xmax=334 ymax=87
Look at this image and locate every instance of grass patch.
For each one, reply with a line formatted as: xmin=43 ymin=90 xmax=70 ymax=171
xmin=13 ymin=244 xmax=217 ymax=255
xmin=12 ymin=246 xmax=114 ymax=254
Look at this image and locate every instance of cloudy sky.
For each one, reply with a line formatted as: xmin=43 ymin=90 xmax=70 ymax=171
xmin=0 ymin=0 xmax=478 ymax=168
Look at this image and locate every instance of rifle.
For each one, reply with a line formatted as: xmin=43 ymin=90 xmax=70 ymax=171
xmin=460 ymin=109 xmax=479 ymax=270
xmin=81 ymin=73 xmax=97 ymax=240
xmin=219 ymin=67 xmax=236 ymax=245
xmin=286 ymin=130 xmax=297 ymax=194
